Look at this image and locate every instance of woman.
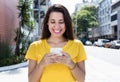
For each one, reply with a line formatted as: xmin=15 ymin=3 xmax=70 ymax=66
xmin=25 ymin=4 xmax=87 ymax=82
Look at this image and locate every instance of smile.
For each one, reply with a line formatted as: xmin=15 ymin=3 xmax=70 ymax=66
xmin=53 ymin=30 xmax=61 ymax=34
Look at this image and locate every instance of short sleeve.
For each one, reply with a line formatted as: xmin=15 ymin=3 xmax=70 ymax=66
xmin=25 ymin=42 xmax=37 ymax=60
xmin=74 ymin=41 xmax=87 ymax=62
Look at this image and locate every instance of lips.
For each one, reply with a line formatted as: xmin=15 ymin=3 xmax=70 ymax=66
xmin=53 ymin=29 xmax=61 ymax=34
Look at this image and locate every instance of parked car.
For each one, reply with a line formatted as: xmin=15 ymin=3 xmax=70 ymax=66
xmin=93 ymin=39 xmax=110 ymax=47
xmin=110 ymin=40 xmax=120 ymax=49
xmin=80 ymin=38 xmax=87 ymax=45
xmin=85 ymin=40 xmax=92 ymax=46
xmin=104 ymin=42 xmax=111 ymax=48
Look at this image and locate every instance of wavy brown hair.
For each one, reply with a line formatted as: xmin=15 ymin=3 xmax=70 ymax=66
xmin=41 ymin=4 xmax=75 ymax=40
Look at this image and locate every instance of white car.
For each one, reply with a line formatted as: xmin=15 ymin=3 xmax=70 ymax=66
xmin=94 ymin=39 xmax=110 ymax=47
xmin=110 ymin=40 xmax=120 ymax=49
xmin=85 ymin=40 xmax=92 ymax=46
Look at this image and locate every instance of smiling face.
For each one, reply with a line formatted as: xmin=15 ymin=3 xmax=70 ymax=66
xmin=48 ymin=12 xmax=66 ymax=38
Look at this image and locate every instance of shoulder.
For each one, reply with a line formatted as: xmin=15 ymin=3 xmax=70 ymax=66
xmin=72 ymin=39 xmax=83 ymax=45
xmin=67 ymin=39 xmax=84 ymax=48
xmin=30 ymin=39 xmax=45 ymax=46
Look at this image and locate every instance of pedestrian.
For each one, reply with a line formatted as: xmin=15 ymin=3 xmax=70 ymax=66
xmin=25 ymin=4 xmax=87 ymax=82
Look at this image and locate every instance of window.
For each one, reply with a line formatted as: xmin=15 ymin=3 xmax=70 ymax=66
xmin=111 ymin=14 xmax=117 ymax=21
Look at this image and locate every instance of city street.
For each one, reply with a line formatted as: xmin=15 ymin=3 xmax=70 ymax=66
xmin=0 ymin=46 xmax=120 ymax=82
xmin=85 ymin=46 xmax=120 ymax=82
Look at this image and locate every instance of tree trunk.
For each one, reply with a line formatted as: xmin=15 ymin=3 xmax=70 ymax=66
xmin=15 ymin=23 xmax=22 ymax=56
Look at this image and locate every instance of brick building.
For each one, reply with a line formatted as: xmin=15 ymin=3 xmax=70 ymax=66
xmin=0 ymin=0 xmax=19 ymax=45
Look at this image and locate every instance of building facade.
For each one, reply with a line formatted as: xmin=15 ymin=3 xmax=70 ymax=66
xmin=97 ymin=0 xmax=112 ymax=40
xmin=89 ymin=0 xmax=119 ymax=41
xmin=111 ymin=0 xmax=120 ymax=40
xmin=0 ymin=0 xmax=51 ymax=50
xmin=0 ymin=0 xmax=19 ymax=45
xmin=33 ymin=0 xmax=51 ymax=39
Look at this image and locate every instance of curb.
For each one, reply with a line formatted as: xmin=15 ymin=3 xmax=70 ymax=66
xmin=0 ymin=62 xmax=28 ymax=72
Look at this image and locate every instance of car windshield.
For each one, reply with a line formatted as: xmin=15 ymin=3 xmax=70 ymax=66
xmin=102 ymin=40 xmax=109 ymax=43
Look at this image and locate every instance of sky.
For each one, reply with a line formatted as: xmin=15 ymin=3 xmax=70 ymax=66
xmin=51 ymin=0 xmax=117 ymax=15
xmin=50 ymin=0 xmax=82 ymax=15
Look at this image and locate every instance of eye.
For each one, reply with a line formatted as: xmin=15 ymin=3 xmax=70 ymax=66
xmin=59 ymin=21 xmax=64 ymax=24
xmin=51 ymin=21 xmax=55 ymax=24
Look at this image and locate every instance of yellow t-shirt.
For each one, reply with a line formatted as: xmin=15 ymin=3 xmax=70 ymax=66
xmin=25 ymin=39 xmax=87 ymax=82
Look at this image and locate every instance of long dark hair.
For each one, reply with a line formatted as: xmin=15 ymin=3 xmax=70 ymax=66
xmin=41 ymin=4 xmax=75 ymax=40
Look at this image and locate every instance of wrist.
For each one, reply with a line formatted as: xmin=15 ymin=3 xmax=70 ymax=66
xmin=39 ymin=62 xmax=46 ymax=69
xmin=69 ymin=63 xmax=76 ymax=70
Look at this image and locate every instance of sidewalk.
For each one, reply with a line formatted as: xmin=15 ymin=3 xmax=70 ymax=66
xmin=0 ymin=62 xmax=28 ymax=72
xmin=0 ymin=62 xmax=28 ymax=82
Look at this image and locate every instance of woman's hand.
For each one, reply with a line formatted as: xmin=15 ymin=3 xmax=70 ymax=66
xmin=39 ymin=53 xmax=59 ymax=67
xmin=55 ymin=51 xmax=76 ymax=69
xmin=39 ymin=52 xmax=75 ymax=69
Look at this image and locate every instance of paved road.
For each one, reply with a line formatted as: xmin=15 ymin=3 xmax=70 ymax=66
xmin=0 ymin=46 xmax=120 ymax=82
xmin=85 ymin=46 xmax=120 ymax=82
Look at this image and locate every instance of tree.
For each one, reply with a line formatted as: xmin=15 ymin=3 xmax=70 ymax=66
xmin=72 ymin=5 xmax=98 ymax=38
xmin=77 ymin=10 xmax=90 ymax=34
xmin=81 ymin=5 xmax=98 ymax=28
xmin=15 ymin=0 xmax=36 ymax=56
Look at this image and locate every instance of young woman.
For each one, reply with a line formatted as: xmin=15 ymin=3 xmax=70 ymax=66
xmin=25 ymin=4 xmax=87 ymax=82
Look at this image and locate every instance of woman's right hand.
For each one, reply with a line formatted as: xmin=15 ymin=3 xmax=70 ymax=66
xmin=39 ymin=53 xmax=57 ymax=68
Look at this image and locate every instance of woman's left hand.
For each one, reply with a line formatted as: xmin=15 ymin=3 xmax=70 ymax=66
xmin=55 ymin=51 xmax=75 ymax=69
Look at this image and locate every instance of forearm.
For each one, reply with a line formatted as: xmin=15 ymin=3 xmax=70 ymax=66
xmin=28 ymin=63 xmax=44 ymax=82
xmin=70 ymin=65 xmax=85 ymax=82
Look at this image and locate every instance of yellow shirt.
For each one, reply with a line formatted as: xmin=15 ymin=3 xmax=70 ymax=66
xmin=25 ymin=39 xmax=87 ymax=82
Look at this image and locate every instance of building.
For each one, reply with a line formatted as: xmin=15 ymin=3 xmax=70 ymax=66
xmin=111 ymin=0 xmax=120 ymax=40
xmin=33 ymin=0 xmax=51 ymax=39
xmin=97 ymin=0 xmax=112 ymax=40
xmin=0 ymin=0 xmax=51 ymax=51
xmin=90 ymin=0 xmax=119 ymax=41
xmin=0 ymin=0 xmax=19 ymax=46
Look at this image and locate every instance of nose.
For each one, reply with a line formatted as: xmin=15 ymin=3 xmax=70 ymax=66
xmin=54 ymin=23 xmax=60 ymax=29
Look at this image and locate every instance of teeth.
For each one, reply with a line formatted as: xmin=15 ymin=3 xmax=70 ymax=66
xmin=54 ymin=30 xmax=60 ymax=33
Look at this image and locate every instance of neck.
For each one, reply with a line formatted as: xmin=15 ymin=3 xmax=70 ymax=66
xmin=48 ymin=36 xmax=67 ymax=44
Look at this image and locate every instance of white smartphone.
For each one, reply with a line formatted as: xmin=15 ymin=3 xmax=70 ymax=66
xmin=50 ymin=48 xmax=63 ymax=56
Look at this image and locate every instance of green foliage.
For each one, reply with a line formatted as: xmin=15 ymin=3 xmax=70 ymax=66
xmin=15 ymin=0 xmax=35 ymax=56
xmin=72 ymin=5 xmax=98 ymax=36
xmin=79 ymin=5 xmax=98 ymax=29
xmin=0 ymin=41 xmax=12 ymax=59
xmin=17 ymin=0 xmax=32 ymax=26
xmin=81 ymin=5 xmax=97 ymax=17
xmin=0 ymin=41 xmax=26 ymax=67
xmin=77 ymin=10 xmax=90 ymax=31
xmin=17 ymin=0 xmax=36 ymax=29
xmin=0 ymin=54 xmax=26 ymax=67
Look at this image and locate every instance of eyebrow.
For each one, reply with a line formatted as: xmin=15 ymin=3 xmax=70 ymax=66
xmin=50 ymin=19 xmax=64 ymax=21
